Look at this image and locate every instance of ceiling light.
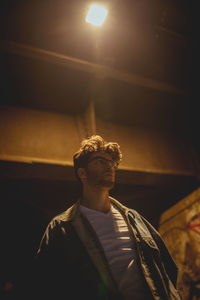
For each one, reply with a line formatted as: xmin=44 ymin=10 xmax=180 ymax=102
xmin=85 ymin=4 xmax=108 ymax=27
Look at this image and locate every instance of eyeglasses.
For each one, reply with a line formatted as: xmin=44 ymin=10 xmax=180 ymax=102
xmin=88 ymin=156 xmax=118 ymax=169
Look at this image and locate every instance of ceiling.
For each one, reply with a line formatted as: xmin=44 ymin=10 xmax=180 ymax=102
xmin=0 ymin=0 xmax=198 ymax=132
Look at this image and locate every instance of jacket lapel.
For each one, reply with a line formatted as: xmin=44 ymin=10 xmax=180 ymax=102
xmin=69 ymin=201 xmax=118 ymax=294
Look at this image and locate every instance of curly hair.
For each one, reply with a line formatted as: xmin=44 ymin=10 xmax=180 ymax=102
xmin=73 ymin=135 xmax=122 ymax=182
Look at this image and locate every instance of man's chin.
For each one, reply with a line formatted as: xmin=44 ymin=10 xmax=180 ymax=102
xmin=100 ymin=180 xmax=114 ymax=189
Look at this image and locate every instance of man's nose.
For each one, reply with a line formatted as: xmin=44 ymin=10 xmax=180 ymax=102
xmin=106 ymin=161 xmax=114 ymax=169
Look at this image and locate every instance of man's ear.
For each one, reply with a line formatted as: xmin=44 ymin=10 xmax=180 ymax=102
xmin=77 ymin=168 xmax=87 ymax=182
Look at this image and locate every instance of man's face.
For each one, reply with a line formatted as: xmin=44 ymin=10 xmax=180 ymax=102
xmin=84 ymin=151 xmax=117 ymax=189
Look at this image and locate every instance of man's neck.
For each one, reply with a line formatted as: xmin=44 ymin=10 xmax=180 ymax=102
xmin=81 ymin=185 xmax=111 ymax=213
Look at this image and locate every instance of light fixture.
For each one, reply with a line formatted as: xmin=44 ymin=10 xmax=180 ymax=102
xmin=85 ymin=4 xmax=108 ymax=27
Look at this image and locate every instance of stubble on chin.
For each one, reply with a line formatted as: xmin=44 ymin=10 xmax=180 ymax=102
xmin=87 ymin=170 xmax=115 ymax=189
xmin=99 ymin=179 xmax=115 ymax=189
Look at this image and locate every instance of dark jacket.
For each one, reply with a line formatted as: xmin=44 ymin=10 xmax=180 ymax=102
xmin=30 ymin=197 xmax=181 ymax=300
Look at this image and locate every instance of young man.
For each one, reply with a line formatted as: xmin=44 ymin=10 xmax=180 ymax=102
xmin=34 ymin=135 xmax=181 ymax=300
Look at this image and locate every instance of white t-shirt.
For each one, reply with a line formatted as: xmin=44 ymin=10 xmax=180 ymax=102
xmin=80 ymin=204 xmax=147 ymax=299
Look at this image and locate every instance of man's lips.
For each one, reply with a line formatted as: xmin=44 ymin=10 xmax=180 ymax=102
xmin=104 ymin=171 xmax=113 ymax=176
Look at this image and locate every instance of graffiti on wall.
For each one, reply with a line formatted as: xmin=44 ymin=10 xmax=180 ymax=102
xmin=159 ymin=189 xmax=200 ymax=300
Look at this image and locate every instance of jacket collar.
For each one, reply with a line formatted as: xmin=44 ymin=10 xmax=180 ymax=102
xmin=59 ymin=196 xmax=128 ymax=222
xmin=60 ymin=196 xmax=157 ymax=247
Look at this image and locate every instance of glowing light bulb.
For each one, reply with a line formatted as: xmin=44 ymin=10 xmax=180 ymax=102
xmin=85 ymin=4 xmax=108 ymax=26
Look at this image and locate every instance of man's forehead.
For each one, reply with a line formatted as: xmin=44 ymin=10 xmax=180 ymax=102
xmin=90 ymin=151 xmax=112 ymax=160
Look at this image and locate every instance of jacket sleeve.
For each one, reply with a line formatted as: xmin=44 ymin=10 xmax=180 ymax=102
xmin=141 ymin=216 xmax=178 ymax=288
xmin=22 ymin=219 xmax=74 ymax=300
